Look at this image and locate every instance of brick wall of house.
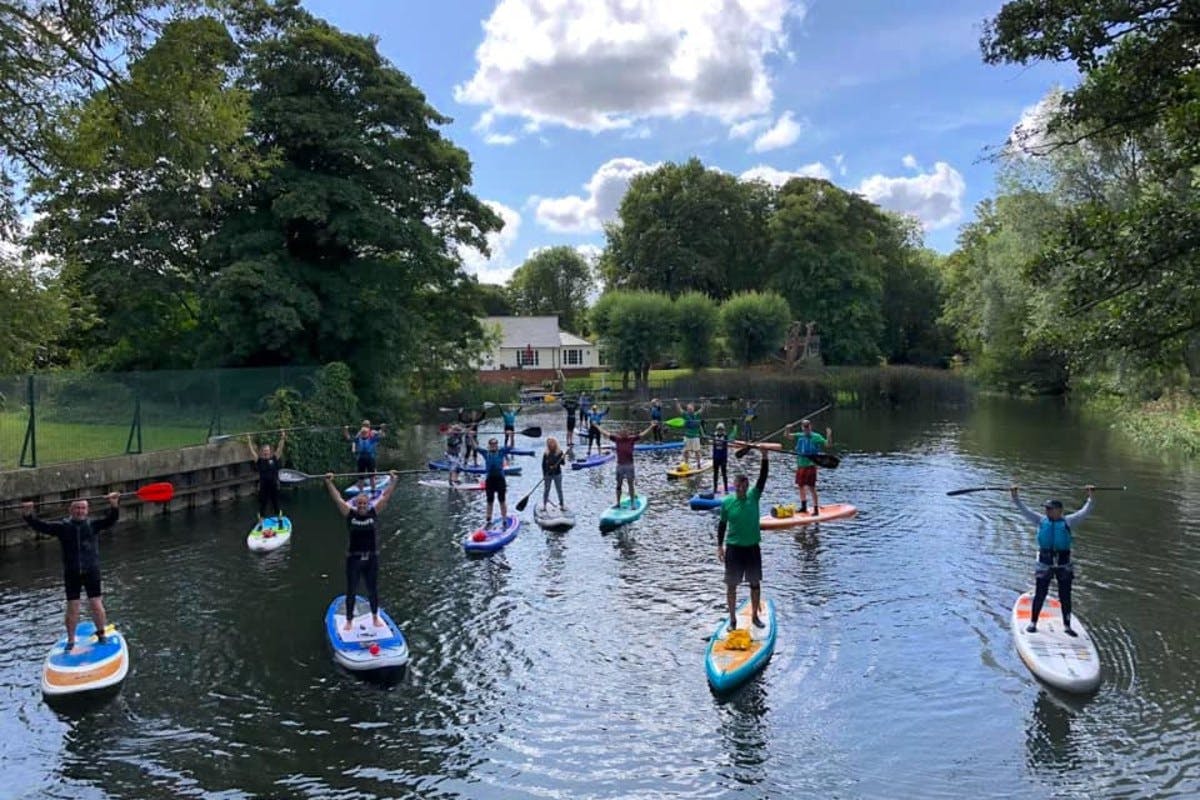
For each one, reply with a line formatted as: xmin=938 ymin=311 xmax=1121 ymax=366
xmin=477 ymin=367 xmax=594 ymax=386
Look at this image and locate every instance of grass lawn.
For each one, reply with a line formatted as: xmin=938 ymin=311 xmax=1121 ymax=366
xmin=563 ymin=368 xmax=732 ymax=391
xmin=0 ymin=411 xmax=209 ymax=469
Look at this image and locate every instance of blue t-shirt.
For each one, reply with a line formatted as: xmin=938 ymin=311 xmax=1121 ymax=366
xmin=355 ymin=431 xmax=381 ymax=458
xmin=483 ymin=448 xmax=510 ymax=477
xmin=588 ymin=409 xmax=606 ymax=426
xmin=502 ymin=410 xmax=517 ymax=427
xmin=650 ymin=405 xmax=662 ymax=421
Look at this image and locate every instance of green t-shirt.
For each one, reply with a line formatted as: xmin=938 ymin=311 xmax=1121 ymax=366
xmin=720 ymin=485 xmax=762 ymax=547
xmin=792 ymin=431 xmax=827 ymax=468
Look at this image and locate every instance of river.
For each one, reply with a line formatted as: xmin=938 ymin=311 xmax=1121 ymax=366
xmin=1 ymin=395 xmax=1197 ymax=799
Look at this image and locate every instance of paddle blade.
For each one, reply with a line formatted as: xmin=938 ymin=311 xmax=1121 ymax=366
xmin=665 ymin=417 xmax=685 ymax=428
xmin=278 ymin=469 xmax=310 ymax=484
xmin=520 ymin=426 xmax=543 ymax=438
xmin=945 ymin=486 xmax=1006 ymax=496
xmin=810 ymin=453 xmax=840 ymax=469
xmin=136 ymin=482 xmax=175 ymax=503
xmin=515 ymin=496 xmax=530 ymax=512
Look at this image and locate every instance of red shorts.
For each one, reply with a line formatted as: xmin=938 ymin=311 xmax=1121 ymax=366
xmin=794 ymin=466 xmax=817 ymax=487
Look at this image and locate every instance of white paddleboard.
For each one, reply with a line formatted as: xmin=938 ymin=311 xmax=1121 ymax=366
xmin=1011 ymin=592 xmax=1101 ymax=693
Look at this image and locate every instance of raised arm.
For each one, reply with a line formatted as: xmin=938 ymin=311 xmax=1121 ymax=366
xmin=275 ymin=431 xmax=287 ymax=460
xmin=638 ymin=424 xmax=654 ymax=440
xmin=376 ymin=423 xmax=387 ymax=440
xmin=755 ymin=451 xmax=769 ymax=494
xmin=372 ymin=471 xmax=400 ymax=513
xmin=1065 ymin=487 xmax=1095 ymax=526
xmin=246 ymin=435 xmax=258 ymax=460
xmin=92 ymin=493 xmax=121 ymax=532
xmin=824 ymin=427 xmax=833 ymax=448
xmin=324 ymin=474 xmax=352 ymax=517
xmin=343 ymin=425 xmax=353 ymax=442
xmin=1010 ymin=487 xmax=1043 ymax=525
xmin=20 ymin=502 xmax=63 ymax=536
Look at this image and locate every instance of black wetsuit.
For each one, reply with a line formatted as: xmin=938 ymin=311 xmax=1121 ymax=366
xmin=256 ymin=456 xmax=282 ymax=518
xmin=24 ymin=508 xmax=119 ymax=600
xmin=345 ymin=508 xmax=379 ymax=620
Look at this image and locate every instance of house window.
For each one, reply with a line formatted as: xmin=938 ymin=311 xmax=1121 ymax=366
xmin=563 ymin=349 xmax=582 ymax=366
xmin=518 ymin=349 xmax=539 ymax=367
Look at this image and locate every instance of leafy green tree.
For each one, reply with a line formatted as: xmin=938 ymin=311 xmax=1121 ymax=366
xmin=601 ymin=158 xmax=769 ymax=298
xmin=507 ymin=246 xmax=594 ymax=333
xmin=0 ymin=256 xmax=70 ymax=372
xmin=475 ymin=281 xmax=514 ymax=316
xmin=591 ymin=291 xmax=675 ymax=388
xmin=982 ymin=1 xmax=1200 ymax=374
xmin=721 ymin=291 xmax=791 ymax=367
xmin=672 ymin=291 xmax=718 ymax=369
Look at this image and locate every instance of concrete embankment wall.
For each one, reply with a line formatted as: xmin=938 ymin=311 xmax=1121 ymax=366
xmin=0 ymin=441 xmax=259 ymax=550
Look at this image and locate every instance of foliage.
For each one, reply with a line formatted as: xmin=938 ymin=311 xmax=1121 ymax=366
xmin=507 ymin=245 xmax=594 ymax=333
xmin=672 ymin=291 xmax=719 ymax=369
xmin=260 ymin=361 xmax=360 ymax=472
xmin=590 ymin=290 xmax=676 ymax=388
xmin=475 ymin=281 xmax=514 ymax=316
xmin=0 ymin=256 xmax=70 ymax=371
xmin=720 ymin=291 xmax=791 ymax=367
xmin=601 ymin=158 xmax=769 ymax=298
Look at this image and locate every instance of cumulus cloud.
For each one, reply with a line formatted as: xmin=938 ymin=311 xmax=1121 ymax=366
xmin=455 ymin=0 xmax=799 ymax=136
xmin=901 ymin=153 xmax=919 ymax=170
xmin=833 ymin=153 xmax=846 ymax=176
xmin=857 ymin=161 xmax=965 ymax=230
xmin=739 ymin=162 xmax=831 ymax=186
xmin=534 ymin=157 xmax=659 ymax=233
xmin=752 ymin=111 xmax=804 ymax=152
xmin=458 ymin=200 xmax=522 ymax=284
xmin=729 ymin=117 xmax=770 ymax=139
xmin=1006 ymin=88 xmax=1065 ymax=158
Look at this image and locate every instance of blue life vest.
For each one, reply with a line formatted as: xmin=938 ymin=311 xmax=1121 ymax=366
xmin=502 ymin=411 xmax=517 ymax=426
xmin=1037 ymin=517 xmax=1072 ymax=551
xmin=795 ymin=433 xmax=821 ymax=456
xmin=356 ymin=432 xmax=379 ymax=458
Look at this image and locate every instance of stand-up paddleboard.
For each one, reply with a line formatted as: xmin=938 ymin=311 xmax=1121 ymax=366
xmin=344 ymin=473 xmax=392 ymax=497
xmin=506 ymin=446 xmax=536 ymax=456
xmin=1011 ymin=592 xmax=1101 ymax=693
xmin=247 ymin=516 xmax=293 ymax=552
xmin=760 ymin=502 xmax=856 ymax=529
xmin=732 ymin=440 xmax=782 ymax=451
xmin=417 ymin=478 xmax=486 ymax=491
xmin=325 ymin=596 xmax=408 ymax=672
xmin=571 ymin=452 xmax=614 ymax=470
xmin=533 ymin=504 xmax=576 ymax=531
xmin=427 ymin=460 xmax=522 ymax=476
xmin=705 ymin=596 xmax=776 ymax=692
xmin=689 ymin=491 xmax=728 ymax=511
xmin=599 ymin=495 xmax=648 ymax=531
xmin=634 ymin=440 xmax=683 ymax=451
xmin=667 ymin=461 xmax=710 ymax=479
xmin=463 ymin=515 xmax=521 ymax=554
xmin=42 ymin=622 xmax=129 ymax=697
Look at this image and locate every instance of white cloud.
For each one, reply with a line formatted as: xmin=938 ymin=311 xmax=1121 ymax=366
xmin=739 ymin=162 xmax=831 ymax=186
xmin=857 ymin=161 xmax=965 ymax=230
xmin=833 ymin=153 xmax=846 ymax=176
xmin=455 ymin=0 xmax=800 ymax=136
xmin=534 ymin=157 xmax=659 ymax=233
xmin=729 ymin=117 xmax=770 ymax=139
xmin=901 ymin=153 xmax=919 ymax=170
xmin=751 ymin=111 xmax=804 ymax=152
xmin=459 ymin=200 xmax=522 ymax=284
xmin=1007 ymin=88 xmax=1065 ymax=157
xmin=483 ymin=132 xmax=518 ymax=146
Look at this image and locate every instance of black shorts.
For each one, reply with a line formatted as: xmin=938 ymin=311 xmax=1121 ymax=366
xmin=356 ymin=455 xmax=377 ymax=473
xmin=724 ymin=544 xmax=762 ymax=587
xmin=64 ymin=568 xmax=102 ymax=601
xmin=485 ymin=474 xmax=507 ymax=503
xmin=566 ymin=418 xmax=576 ymax=431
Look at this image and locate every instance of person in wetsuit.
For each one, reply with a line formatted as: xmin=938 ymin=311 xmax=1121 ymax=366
xmin=1012 ymin=485 xmax=1095 ymax=636
xmin=585 ymin=404 xmax=608 ymax=457
xmin=344 ymin=420 xmax=385 ymax=494
xmin=21 ymin=492 xmax=121 ymax=650
xmin=246 ymin=431 xmax=287 ymax=522
xmin=501 ymin=404 xmax=522 ymax=448
xmin=562 ymin=396 xmax=579 ymax=448
xmin=711 ymin=422 xmax=730 ymax=494
xmin=325 ymin=470 xmax=399 ymax=631
xmin=717 ymin=452 xmax=769 ymax=631
xmin=482 ymin=437 xmax=514 ymax=527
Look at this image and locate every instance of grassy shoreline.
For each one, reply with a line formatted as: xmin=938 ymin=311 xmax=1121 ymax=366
xmin=1082 ymin=392 xmax=1200 ymax=458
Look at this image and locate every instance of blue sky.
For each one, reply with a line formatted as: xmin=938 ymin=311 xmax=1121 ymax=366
xmin=303 ymin=0 xmax=1077 ymax=284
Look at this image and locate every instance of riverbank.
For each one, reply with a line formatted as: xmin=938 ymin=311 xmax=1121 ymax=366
xmin=1083 ymin=391 xmax=1200 ymax=458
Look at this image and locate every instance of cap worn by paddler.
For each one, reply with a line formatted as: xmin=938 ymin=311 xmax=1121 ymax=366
xmin=1043 ymin=499 xmax=1063 ymax=510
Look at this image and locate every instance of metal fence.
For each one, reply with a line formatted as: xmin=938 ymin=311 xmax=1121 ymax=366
xmin=0 ymin=367 xmax=319 ymax=469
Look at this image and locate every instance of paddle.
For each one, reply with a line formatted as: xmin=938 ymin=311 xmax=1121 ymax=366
xmin=278 ymin=469 xmax=424 ymax=485
xmin=5 ymin=482 xmax=176 ymax=509
xmin=515 ymin=478 xmax=546 ymax=513
xmin=437 ymin=423 xmax=542 ymax=438
xmin=734 ymin=404 xmax=831 ymax=459
xmin=208 ymin=425 xmax=334 ymax=443
xmin=664 ymin=417 xmax=685 ymax=428
xmin=946 ymin=485 xmax=1127 ymax=497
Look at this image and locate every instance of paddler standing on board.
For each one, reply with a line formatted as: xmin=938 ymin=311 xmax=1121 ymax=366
xmin=445 ymin=424 xmax=465 ymax=486
xmin=717 ymin=452 xmax=769 ymax=630
xmin=343 ymin=420 xmax=385 ymax=494
xmin=21 ymin=492 xmax=121 ymax=650
xmin=648 ymin=398 xmax=664 ymax=443
xmin=584 ymin=403 xmax=608 ymax=457
xmin=482 ymin=437 xmax=514 ymax=527
xmin=457 ymin=407 xmax=486 ymax=465
xmin=501 ymin=403 xmax=523 ymax=449
xmin=676 ymin=399 xmax=709 ymax=470
xmin=247 ymin=431 xmax=286 ymax=522
xmin=1011 ymin=485 xmax=1095 ymax=636
xmin=785 ymin=419 xmax=831 ymax=516
xmin=562 ymin=396 xmax=579 ymax=448
xmin=324 ymin=471 xmax=399 ymax=631
xmin=600 ymin=422 xmax=655 ymax=509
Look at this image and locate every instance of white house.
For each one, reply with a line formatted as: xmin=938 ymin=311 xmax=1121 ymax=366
xmin=479 ymin=316 xmax=601 ymax=371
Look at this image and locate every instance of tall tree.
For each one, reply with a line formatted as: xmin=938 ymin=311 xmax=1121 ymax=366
xmin=591 ymin=290 xmax=675 ymax=388
xmin=672 ymin=291 xmax=718 ymax=369
xmin=600 ymin=158 xmax=767 ymax=298
xmin=983 ymin=0 xmax=1200 ymax=374
xmin=721 ymin=291 xmax=791 ymax=367
xmin=507 ymin=246 xmax=594 ymax=333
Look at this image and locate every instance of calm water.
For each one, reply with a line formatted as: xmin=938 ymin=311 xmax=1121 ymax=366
xmin=1 ymin=396 xmax=1198 ymax=799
